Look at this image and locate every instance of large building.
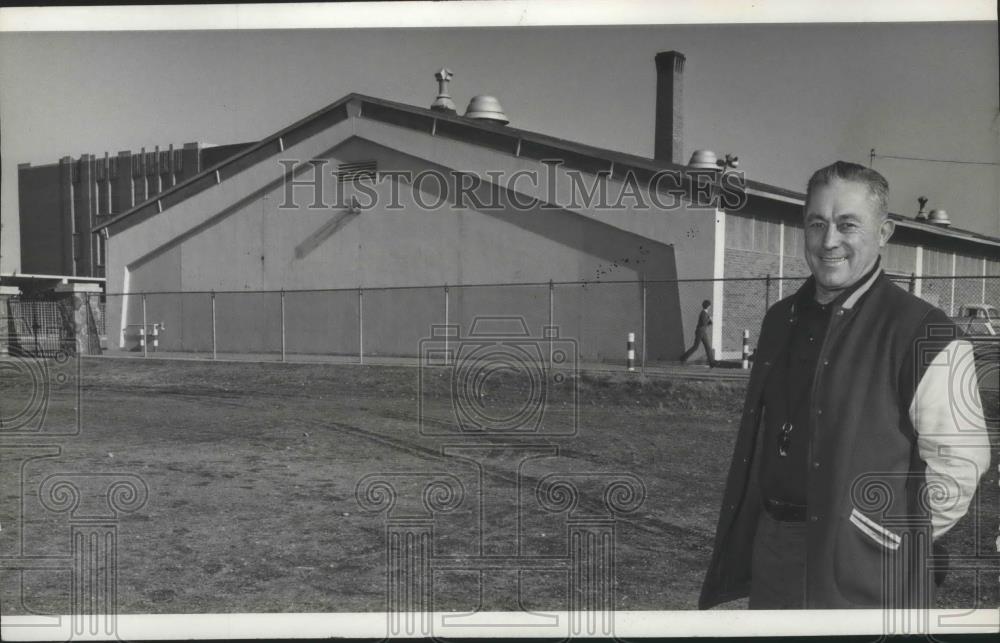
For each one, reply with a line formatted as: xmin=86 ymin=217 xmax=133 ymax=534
xmin=17 ymin=142 xmax=252 ymax=278
xmin=21 ymin=51 xmax=1000 ymax=362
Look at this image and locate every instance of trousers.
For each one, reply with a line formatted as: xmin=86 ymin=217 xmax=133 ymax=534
xmin=680 ymin=327 xmax=715 ymax=366
xmin=748 ymin=509 xmax=807 ymax=609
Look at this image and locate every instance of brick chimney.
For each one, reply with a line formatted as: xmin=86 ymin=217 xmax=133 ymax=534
xmin=654 ymin=51 xmax=686 ymax=165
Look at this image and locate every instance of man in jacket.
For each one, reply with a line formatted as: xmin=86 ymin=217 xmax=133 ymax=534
xmin=700 ymin=161 xmax=992 ymax=609
xmin=681 ymin=299 xmax=717 ymax=367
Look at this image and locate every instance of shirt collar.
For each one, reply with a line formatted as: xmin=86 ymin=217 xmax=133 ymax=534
xmin=795 ymin=257 xmax=883 ymax=311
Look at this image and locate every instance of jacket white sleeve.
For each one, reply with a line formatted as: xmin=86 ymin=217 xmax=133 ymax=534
xmin=909 ymin=338 xmax=993 ymax=539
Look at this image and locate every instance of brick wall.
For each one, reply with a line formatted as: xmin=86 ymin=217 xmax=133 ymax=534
xmin=722 ymin=249 xmax=780 ymax=353
xmin=721 ymin=248 xmax=811 ymax=355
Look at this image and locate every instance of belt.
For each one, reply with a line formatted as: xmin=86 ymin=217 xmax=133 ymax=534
xmin=763 ymin=498 xmax=807 ymax=522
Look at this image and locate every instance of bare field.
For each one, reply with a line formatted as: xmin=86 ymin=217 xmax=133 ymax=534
xmin=1 ymin=357 xmax=996 ymax=614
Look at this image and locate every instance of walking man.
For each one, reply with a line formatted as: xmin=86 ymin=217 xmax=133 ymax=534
xmin=699 ymin=161 xmax=991 ymax=609
xmin=680 ymin=299 xmax=716 ymax=367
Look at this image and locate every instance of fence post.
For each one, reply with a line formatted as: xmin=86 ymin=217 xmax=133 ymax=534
xmin=548 ymin=280 xmax=554 ymax=368
xmin=641 ymin=277 xmax=647 ymax=375
xmin=444 ymin=285 xmax=449 ymax=366
xmin=211 ymin=291 xmax=217 ymax=360
xmin=141 ymin=294 xmax=147 ymax=359
xmin=909 ymin=272 xmax=917 ymax=294
xmin=765 ymin=274 xmax=771 ymax=311
xmin=280 ymin=290 xmax=286 ymax=363
xmin=981 ymin=258 xmax=987 ymax=304
xmin=950 ymin=253 xmax=957 ymax=316
xmin=358 ymin=287 xmax=364 ymax=365
xmin=84 ymin=292 xmax=92 ymax=355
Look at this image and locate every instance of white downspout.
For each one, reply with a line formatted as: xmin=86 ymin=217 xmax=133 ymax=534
xmin=712 ymin=209 xmax=726 ymax=359
xmin=914 ymin=246 xmax=923 ymax=298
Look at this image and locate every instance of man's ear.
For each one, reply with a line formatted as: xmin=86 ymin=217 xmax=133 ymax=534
xmin=879 ymin=219 xmax=896 ymax=247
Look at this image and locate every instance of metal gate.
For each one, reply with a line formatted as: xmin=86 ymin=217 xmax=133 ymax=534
xmin=3 ymin=295 xmax=105 ymax=357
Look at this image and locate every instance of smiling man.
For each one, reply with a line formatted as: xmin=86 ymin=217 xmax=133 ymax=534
xmin=699 ymin=161 xmax=992 ymax=610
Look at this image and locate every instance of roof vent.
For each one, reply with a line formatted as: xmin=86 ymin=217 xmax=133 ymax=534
xmin=337 ymin=160 xmax=377 ymax=183
xmin=927 ymin=208 xmax=951 ymax=227
xmin=464 ymin=95 xmax=508 ymax=125
xmin=687 ymin=150 xmax=739 ymax=170
xmin=687 ymin=150 xmax=718 ymax=170
xmin=430 ymin=68 xmax=456 ymax=114
xmin=916 ymin=196 xmax=928 ymax=221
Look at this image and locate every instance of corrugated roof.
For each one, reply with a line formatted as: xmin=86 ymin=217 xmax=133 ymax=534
xmin=93 ymin=92 xmax=1000 ymax=251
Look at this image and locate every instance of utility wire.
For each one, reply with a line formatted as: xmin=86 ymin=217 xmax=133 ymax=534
xmin=870 ymin=148 xmax=1000 ymax=167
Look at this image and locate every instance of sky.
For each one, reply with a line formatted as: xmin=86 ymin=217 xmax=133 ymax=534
xmin=1 ymin=5 xmax=998 ymax=273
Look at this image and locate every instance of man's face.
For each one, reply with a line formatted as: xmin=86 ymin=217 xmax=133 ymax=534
xmin=804 ymin=178 xmax=893 ymax=301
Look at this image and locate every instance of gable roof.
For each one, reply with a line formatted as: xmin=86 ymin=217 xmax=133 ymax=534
xmin=93 ymin=92 xmax=1000 ymax=251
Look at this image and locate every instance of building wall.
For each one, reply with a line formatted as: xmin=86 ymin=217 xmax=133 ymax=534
xmin=921 ymin=247 xmax=953 ymax=311
xmin=108 ymin=125 xmax=716 ymax=362
xmin=721 ymin=203 xmax=1000 ymax=350
xmin=916 ymin=245 xmax=1000 ymax=314
xmin=17 ymin=142 xmax=251 ymax=278
xmin=17 ymin=163 xmax=65 ymax=275
xmin=721 ymin=198 xmax=800 ymax=353
xmin=101 ymin=106 xmax=999 ymax=362
xmin=722 ymin=249 xmax=779 ymax=353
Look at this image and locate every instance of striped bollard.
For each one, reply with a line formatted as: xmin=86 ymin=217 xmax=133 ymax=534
xmin=741 ymin=329 xmax=750 ymax=369
xmin=152 ymin=324 xmax=160 ymax=352
xmin=627 ymin=332 xmax=636 ymax=372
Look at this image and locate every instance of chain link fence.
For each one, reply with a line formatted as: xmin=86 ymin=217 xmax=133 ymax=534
xmin=3 ymin=275 xmax=995 ymax=363
xmin=51 ymin=274 xmax=995 ymax=366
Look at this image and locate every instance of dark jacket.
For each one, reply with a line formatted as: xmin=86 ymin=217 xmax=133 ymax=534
xmin=699 ymin=269 xmax=991 ymax=609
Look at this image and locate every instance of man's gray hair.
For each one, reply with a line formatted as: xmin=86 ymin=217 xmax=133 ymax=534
xmin=806 ymin=161 xmax=889 ymax=219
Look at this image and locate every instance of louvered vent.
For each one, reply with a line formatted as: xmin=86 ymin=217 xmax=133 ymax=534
xmin=337 ymin=160 xmax=377 ymax=183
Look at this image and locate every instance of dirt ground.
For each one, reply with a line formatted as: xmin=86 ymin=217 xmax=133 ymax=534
xmin=1 ymin=356 xmax=996 ymax=614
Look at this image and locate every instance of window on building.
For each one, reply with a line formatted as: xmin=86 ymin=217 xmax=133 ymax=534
xmin=725 ymin=214 xmax=747 ymax=250
xmin=725 ymin=213 xmax=782 ymax=254
xmin=882 ymin=242 xmax=916 ymax=275
xmin=96 ymin=233 xmax=105 ymax=267
xmin=956 ymin=254 xmax=980 ymax=277
xmin=95 ymin=176 xmax=112 ymax=215
xmin=923 ymin=249 xmax=950 ymax=276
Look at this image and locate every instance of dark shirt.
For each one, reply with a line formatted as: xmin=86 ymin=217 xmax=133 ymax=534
xmin=758 ymin=291 xmax=832 ymax=505
xmin=758 ymin=260 xmax=882 ymax=506
xmin=697 ymin=309 xmax=712 ymax=330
